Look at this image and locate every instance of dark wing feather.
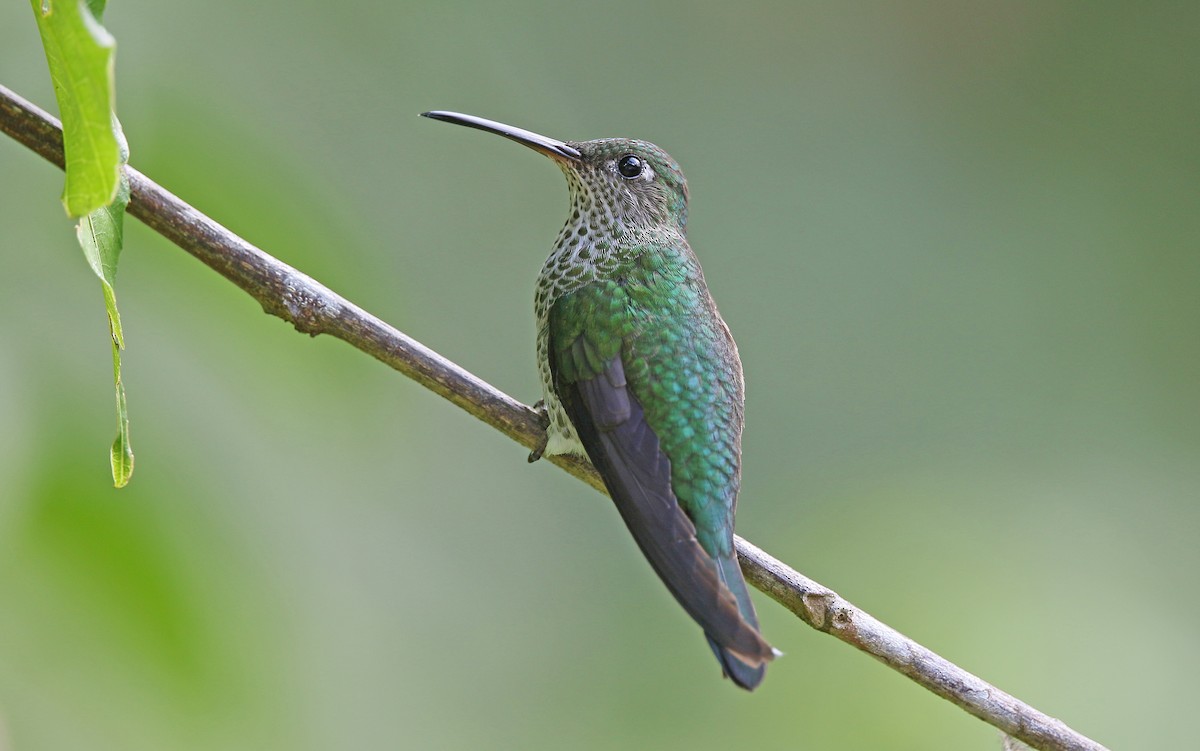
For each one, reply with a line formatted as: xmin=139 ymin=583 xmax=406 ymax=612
xmin=555 ymin=338 xmax=773 ymax=669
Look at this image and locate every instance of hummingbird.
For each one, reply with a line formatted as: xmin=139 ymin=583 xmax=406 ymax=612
xmin=421 ymin=111 xmax=777 ymax=690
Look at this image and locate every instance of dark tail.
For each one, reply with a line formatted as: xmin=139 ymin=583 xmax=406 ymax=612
xmin=554 ymin=350 xmax=777 ymax=689
xmin=707 ymin=552 xmax=771 ymax=690
xmin=707 ymin=635 xmax=766 ymax=690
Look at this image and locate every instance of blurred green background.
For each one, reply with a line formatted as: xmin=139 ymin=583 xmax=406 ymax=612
xmin=1 ymin=2 xmax=1197 ymax=749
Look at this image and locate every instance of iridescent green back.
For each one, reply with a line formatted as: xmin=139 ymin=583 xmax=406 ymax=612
xmin=549 ymin=240 xmax=744 ymax=558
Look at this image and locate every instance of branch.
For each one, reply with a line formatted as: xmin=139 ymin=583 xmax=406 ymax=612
xmin=0 ymin=84 xmax=1108 ymax=751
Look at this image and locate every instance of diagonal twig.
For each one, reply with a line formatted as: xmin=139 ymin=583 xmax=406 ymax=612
xmin=0 ymin=83 xmax=1109 ymax=751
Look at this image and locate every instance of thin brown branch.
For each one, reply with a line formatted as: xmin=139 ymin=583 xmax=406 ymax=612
xmin=0 ymin=83 xmax=1109 ymax=751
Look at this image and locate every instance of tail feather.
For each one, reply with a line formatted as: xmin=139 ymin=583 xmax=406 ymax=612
xmin=707 ymin=634 xmax=768 ymax=690
xmin=551 ymin=343 xmax=776 ymax=689
xmin=707 ymin=550 xmax=773 ymax=690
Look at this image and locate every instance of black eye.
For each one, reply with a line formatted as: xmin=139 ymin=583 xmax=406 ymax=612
xmin=617 ymin=155 xmax=643 ymax=178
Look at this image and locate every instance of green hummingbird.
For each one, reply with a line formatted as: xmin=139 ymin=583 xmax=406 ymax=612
xmin=422 ymin=111 xmax=777 ymax=690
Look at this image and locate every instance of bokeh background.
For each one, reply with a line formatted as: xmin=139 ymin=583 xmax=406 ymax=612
xmin=1 ymin=2 xmax=1197 ymax=749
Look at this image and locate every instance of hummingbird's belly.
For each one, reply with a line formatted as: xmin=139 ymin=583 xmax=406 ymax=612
xmin=536 ymin=333 xmax=586 ymax=457
xmin=543 ymin=413 xmax=585 ymax=456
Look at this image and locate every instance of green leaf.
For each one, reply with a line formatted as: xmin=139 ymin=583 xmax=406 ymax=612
xmin=77 ymin=171 xmax=134 ymax=487
xmin=77 ymin=167 xmax=129 ymax=330
xmin=31 ymin=0 xmax=120 ymax=217
xmin=34 ymin=0 xmax=135 ymax=486
xmin=109 ymin=339 xmax=134 ymax=488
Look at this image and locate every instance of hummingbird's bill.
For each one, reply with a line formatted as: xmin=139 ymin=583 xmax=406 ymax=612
xmin=421 ymin=111 xmax=581 ymax=162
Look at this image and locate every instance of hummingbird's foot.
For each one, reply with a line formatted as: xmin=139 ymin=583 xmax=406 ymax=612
xmin=527 ymin=400 xmax=550 ymax=463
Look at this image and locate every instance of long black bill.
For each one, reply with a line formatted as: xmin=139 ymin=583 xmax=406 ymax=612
xmin=421 ymin=111 xmax=581 ymax=162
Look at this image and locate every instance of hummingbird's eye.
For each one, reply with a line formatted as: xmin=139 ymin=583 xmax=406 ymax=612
xmin=617 ymin=155 xmax=643 ymax=179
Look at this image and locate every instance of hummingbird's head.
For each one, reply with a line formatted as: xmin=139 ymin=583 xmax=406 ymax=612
xmin=559 ymin=139 xmax=689 ymax=234
xmin=421 ymin=111 xmax=690 ymax=234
